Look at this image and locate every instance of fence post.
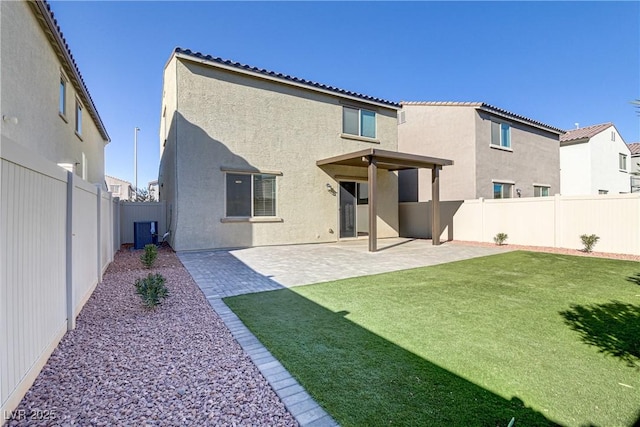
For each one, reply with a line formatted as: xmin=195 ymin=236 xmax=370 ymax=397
xmin=66 ymin=171 xmax=75 ymax=330
xmin=96 ymin=185 xmax=102 ymax=283
xmin=479 ymin=197 xmax=485 ymax=242
xmin=553 ymin=194 xmax=561 ymax=248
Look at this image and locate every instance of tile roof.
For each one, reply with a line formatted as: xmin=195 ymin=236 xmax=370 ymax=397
xmin=31 ymin=1 xmax=109 ymax=142
xmin=401 ymin=101 xmax=565 ymax=134
xmin=628 ymin=142 xmax=640 ymax=155
xmin=560 ymin=123 xmax=613 ymax=143
xmin=174 ymin=48 xmax=400 ymax=108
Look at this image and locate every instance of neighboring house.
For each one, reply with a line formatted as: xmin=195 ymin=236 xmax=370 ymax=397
xmin=560 ymin=123 xmax=631 ymax=195
xmin=1 ymin=0 xmax=110 ymax=187
xmin=628 ymin=142 xmax=640 ymax=193
xmin=397 ymin=102 xmax=564 ymax=201
xmin=158 ymin=48 xmax=451 ymax=251
xmin=105 ymin=175 xmax=134 ymax=201
xmin=148 ymin=180 xmax=159 ymax=201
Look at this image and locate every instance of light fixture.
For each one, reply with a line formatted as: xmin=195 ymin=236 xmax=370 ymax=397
xmin=516 ymin=188 xmax=522 ymax=197
xmin=2 ymin=115 xmax=18 ymax=125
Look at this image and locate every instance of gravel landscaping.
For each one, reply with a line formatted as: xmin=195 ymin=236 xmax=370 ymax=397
xmin=8 ymin=247 xmax=297 ymax=426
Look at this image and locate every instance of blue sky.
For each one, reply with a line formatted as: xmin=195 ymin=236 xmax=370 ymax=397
xmin=49 ymin=1 xmax=640 ymax=189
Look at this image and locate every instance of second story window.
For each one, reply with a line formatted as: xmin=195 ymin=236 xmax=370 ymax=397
xmin=619 ymin=153 xmax=627 ymax=171
xmin=75 ymin=100 xmax=83 ymax=136
xmin=59 ymin=77 xmax=67 ymax=117
xmin=343 ymin=107 xmax=376 ymax=139
xmin=491 ymin=121 xmax=511 ymax=149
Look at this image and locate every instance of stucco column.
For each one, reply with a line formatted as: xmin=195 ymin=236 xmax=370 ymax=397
xmin=432 ymin=166 xmax=441 ymax=245
xmin=368 ymin=156 xmax=377 ymax=252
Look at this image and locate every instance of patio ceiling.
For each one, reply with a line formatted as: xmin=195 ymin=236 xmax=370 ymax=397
xmin=316 ymin=148 xmax=453 ymax=171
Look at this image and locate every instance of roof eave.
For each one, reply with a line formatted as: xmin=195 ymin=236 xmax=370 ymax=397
xmin=476 ymin=104 xmax=565 ymax=135
xmin=174 ymin=51 xmax=400 ymax=111
xmin=30 ymin=0 xmax=110 ymax=143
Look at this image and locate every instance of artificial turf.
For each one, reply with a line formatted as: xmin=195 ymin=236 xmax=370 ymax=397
xmin=224 ymin=251 xmax=640 ymax=426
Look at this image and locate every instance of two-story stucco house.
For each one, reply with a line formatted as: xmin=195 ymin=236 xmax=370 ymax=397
xmin=1 ymin=0 xmax=110 ymax=187
xmin=106 ymin=175 xmax=134 ymax=201
xmin=158 ymin=48 xmax=451 ymax=252
xmin=397 ymin=102 xmax=564 ymax=202
xmin=560 ymin=123 xmax=631 ymax=195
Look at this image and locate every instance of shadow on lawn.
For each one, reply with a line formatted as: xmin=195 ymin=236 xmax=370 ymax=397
xmin=627 ymin=273 xmax=640 ymax=286
xmin=225 ymin=289 xmax=559 ymax=427
xmin=560 ymin=301 xmax=640 ymax=367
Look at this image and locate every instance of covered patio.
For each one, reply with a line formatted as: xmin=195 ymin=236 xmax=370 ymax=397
xmin=317 ymin=148 xmax=453 ymax=252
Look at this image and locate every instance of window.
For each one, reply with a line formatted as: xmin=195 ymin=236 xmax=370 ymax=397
xmin=534 ymin=185 xmax=550 ymax=197
xmin=598 ymin=190 xmax=608 ymax=195
xmin=343 ymin=106 xmax=376 ymax=138
xmin=110 ymin=185 xmax=121 ymax=194
xmin=493 ymin=182 xmax=513 ymax=199
xmin=226 ymin=173 xmax=276 ymax=217
xmin=611 ymin=131 xmax=616 ymax=141
xmin=619 ymin=153 xmax=627 ymax=170
xmin=491 ymin=121 xmax=511 ymax=149
xmin=59 ymin=77 xmax=66 ymax=116
xmin=75 ymin=100 xmax=83 ymax=135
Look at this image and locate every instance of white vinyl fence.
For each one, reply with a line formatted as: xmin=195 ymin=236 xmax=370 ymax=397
xmin=1 ymin=138 xmax=118 ymax=418
xmin=400 ymin=194 xmax=640 ymax=255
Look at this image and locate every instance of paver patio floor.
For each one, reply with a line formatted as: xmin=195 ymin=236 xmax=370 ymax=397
xmin=179 ymin=238 xmax=511 ymax=295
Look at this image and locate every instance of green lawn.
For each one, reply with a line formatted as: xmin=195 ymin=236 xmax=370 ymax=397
xmin=224 ymin=251 xmax=640 ymax=427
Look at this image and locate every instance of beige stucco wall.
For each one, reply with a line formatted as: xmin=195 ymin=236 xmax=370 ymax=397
xmin=474 ymin=111 xmax=560 ymax=198
xmin=159 ymin=55 xmax=399 ymax=251
xmin=398 ymin=105 xmax=477 ymax=201
xmin=0 ymin=1 xmax=107 ymax=186
xmin=398 ymin=104 xmax=560 ymax=201
xmin=560 ymin=141 xmax=591 ymax=195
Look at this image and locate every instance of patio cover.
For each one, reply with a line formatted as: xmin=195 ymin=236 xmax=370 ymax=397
xmin=317 ymin=148 xmax=453 ymax=252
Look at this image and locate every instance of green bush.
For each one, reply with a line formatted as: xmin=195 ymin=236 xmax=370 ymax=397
xmin=493 ymin=232 xmax=508 ymax=246
xmin=135 ymin=273 xmax=169 ymax=308
xmin=580 ymin=234 xmax=600 ymax=253
xmin=140 ymin=244 xmax=158 ymax=269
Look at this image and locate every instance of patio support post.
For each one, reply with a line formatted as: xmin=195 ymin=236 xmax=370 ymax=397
xmin=368 ymin=156 xmax=377 ymax=252
xmin=431 ymin=166 xmax=441 ymax=245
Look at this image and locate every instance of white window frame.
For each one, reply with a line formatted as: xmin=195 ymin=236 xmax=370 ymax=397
xmin=75 ymin=99 xmax=83 ymax=137
xmin=490 ymin=120 xmax=512 ymax=150
xmin=533 ymin=185 xmax=550 ymax=197
xmin=224 ymin=172 xmax=278 ymax=218
xmin=342 ymin=106 xmax=377 ymax=139
xmin=611 ymin=131 xmax=616 ymax=141
xmin=619 ymin=153 xmax=627 ymax=171
xmin=59 ymin=75 xmax=67 ymax=119
xmin=492 ymin=180 xmax=514 ymax=199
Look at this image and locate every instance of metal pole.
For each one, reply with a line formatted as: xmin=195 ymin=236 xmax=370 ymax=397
xmin=134 ymin=127 xmax=140 ymax=195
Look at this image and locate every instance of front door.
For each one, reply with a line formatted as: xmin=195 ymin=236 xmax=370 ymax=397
xmin=339 ymin=181 xmax=368 ymax=238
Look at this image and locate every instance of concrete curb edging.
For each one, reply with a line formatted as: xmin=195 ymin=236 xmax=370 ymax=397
xmin=207 ymin=298 xmax=339 ymax=427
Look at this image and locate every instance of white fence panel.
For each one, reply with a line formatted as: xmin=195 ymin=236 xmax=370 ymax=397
xmin=100 ymin=191 xmax=112 ymax=273
xmin=482 ymin=198 xmax=556 ymax=247
xmin=120 ymin=202 xmax=166 ymax=244
xmin=0 ymin=141 xmax=68 ymax=418
xmin=557 ymin=194 xmax=640 ymax=254
xmin=400 ymin=194 xmax=640 ymax=255
xmin=72 ymin=179 xmax=99 ymax=317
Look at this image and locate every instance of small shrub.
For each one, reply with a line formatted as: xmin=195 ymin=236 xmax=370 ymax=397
xmin=135 ymin=273 xmax=169 ymax=308
xmin=493 ymin=232 xmax=508 ymax=246
xmin=580 ymin=234 xmax=600 ymax=253
xmin=140 ymin=244 xmax=158 ymax=269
